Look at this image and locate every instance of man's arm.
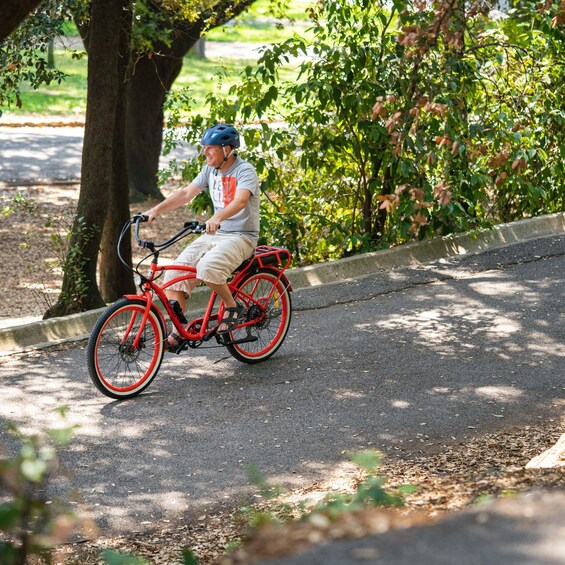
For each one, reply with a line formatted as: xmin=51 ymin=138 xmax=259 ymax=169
xmin=144 ymin=182 xmax=202 ymax=222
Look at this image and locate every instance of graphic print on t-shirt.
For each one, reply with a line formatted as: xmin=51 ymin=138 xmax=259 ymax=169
xmin=211 ymin=176 xmax=237 ymax=209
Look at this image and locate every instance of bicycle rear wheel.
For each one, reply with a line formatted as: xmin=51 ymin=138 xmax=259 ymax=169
xmin=87 ymin=298 xmax=166 ymax=399
xmin=227 ymin=269 xmax=292 ymax=363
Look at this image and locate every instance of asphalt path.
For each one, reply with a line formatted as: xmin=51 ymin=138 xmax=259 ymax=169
xmin=0 ymin=234 xmax=563 ymax=535
xmin=0 ymin=126 xmax=191 ymax=185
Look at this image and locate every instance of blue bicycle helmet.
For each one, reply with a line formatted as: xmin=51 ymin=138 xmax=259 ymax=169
xmin=201 ymin=124 xmax=240 ymax=148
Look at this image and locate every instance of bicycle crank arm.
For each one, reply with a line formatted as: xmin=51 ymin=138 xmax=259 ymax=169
xmin=216 ymin=335 xmax=259 ymax=346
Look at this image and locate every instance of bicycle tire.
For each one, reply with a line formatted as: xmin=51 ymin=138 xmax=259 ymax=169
xmin=227 ymin=269 xmax=292 ymax=363
xmin=87 ymin=297 xmax=166 ymax=399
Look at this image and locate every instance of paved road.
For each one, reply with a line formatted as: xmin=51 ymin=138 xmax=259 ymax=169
xmin=259 ymin=490 xmax=565 ymax=565
xmin=0 ymin=125 xmax=192 ymax=185
xmin=0 ymin=234 xmax=563 ymax=535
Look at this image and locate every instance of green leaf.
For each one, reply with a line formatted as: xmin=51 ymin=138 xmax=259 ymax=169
xmin=0 ymin=504 xmax=19 ymax=530
xmin=398 ymin=484 xmax=418 ymax=495
xmin=21 ymin=459 xmax=48 ymax=482
xmin=181 ymin=547 xmax=199 ymax=565
xmin=0 ymin=541 xmax=19 ymax=564
xmin=47 ymin=427 xmax=75 ymax=446
xmin=349 ymin=449 xmax=382 ymax=473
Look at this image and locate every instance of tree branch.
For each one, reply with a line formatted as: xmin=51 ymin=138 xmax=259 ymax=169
xmin=0 ymin=0 xmax=42 ymax=42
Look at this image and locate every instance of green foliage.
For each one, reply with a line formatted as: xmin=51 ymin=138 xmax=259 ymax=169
xmin=181 ymin=547 xmax=200 ymax=565
xmin=206 ymin=0 xmax=313 ymax=44
xmin=238 ymin=449 xmax=414 ymax=534
xmin=246 ymin=463 xmax=284 ymax=500
xmin=1 ymin=192 xmax=37 ymax=217
xmin=0 ymin=415 xmax=200 ymax=565
xmin=0 ymin=1 xmax=72 ymax=113
xmin=170 ymin=0 xmax=564 ymax=265
xmin=1 ymin=0 xmax=309 ymax=120
xmin=237 ymin=463 xmax=293 ymax=529
xmin=305 ymin=450 xmax=415 ymax=519
xmin=101 ymin=550 xmax=149 ymax=565
xmin=0 ymin=416 xmax=78 ymax=564
xmin=57 ymin=215 xmax=98 ymax=310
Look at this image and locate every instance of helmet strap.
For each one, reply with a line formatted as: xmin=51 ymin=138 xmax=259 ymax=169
xmin=214 ymin=146 xmax=234 ymax=175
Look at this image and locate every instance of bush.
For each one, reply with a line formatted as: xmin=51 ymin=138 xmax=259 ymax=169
xmin=165 ymin=0 xmax=564 ymax=265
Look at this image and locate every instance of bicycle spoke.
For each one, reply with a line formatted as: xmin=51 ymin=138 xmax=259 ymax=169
xmin=87 ymin=298 xmax=165 ymax=399
xmin=227 ymin=270 xmax=291 ymax=363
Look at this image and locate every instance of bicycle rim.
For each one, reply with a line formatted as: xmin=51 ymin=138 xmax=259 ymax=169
xmin=227 ymin=270 xmax=292 ymax=363
xmin=87 ymin=298 xmax=165 ymax=399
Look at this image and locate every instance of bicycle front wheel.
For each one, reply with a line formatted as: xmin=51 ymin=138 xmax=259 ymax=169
xmin=227 ymin=269 xmax=292 ymax=363
xmin=87 ymin=298 xmax=166 ymax=399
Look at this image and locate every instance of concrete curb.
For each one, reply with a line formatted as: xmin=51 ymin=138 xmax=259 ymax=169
xmin=1 ymin=211 xmax=564 ymax=355
xmin=287 ymin=211 xmax=565 ymax=287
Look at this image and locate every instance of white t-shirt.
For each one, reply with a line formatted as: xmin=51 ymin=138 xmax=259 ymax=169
xmin=193 ymin=155 xmax=260 ymax=243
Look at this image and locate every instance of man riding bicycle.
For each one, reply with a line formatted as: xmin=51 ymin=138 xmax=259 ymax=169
xmin=143 ymin=124 xmax=259 ymax=352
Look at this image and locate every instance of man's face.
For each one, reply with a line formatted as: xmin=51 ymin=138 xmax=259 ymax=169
xmin=203 ymin=144 xmax=229 ymax=168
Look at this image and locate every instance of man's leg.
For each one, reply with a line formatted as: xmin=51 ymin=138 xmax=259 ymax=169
xmin=165 ymin=277 xmax=201 ymax=313
xmin=206 ymin=281 xmax=235 ymax=309
xmin=206 ymin=281 xmax=246 ymax=332
xmin=197 ymin=234 xmax=255 ymax=332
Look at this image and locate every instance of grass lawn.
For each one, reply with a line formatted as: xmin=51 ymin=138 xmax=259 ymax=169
xmin=5 ymin=51 xmax=301 ymax=119
xmin=207 ymin=0 xmax=312 ymax=43
xmin=1 ymin=0 xmax=312 ymax=120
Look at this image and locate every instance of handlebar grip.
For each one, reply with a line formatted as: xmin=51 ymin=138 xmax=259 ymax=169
xmin=133 ymin=213 xmax=149 ymax=223
xmin=183 ymin=221 xmax=207 ymax=233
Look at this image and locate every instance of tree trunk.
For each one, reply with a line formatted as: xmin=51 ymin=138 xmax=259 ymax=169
xmin=44 ymin=0 xmax=132 ymax=318
xmin=98 ymin=4 xmax=135 ymax=302
xmin=125 ymin=0 xmax=257 ymax=201
xmin=0 ymin=0 xmax=42 ymax=41
xmin=126 ymin=42 xmax=191 ymax=203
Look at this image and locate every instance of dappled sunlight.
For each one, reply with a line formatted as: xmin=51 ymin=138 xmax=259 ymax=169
xmin=526 ymin=331 xmax=565 ymax=357
xmin=473 ymin=386 xmax=524 ymax=402
xmin=354 ymin=269 xmax=564 ymax=366
xmin=298 ymin=459 xmax=360 ymax=485
xmin=1 ymin=245 xmax=562 ymax=536
xmin=467 ymin=277 xmax=533 ymax=298
xmin=268 ymin=459 xmax=362 ymax=510
xmin=328 ymin=389 xmax=367 ymax=400
xmin=368 ymin=304 xmax=525 ymax=357
xmin=391 ymin=400 xmax=411 ymax=408
xmin=0 ymin=128 xmax=83 ymax=183
xmin=0 ymin=351 xmax=217 ymax=440
xmin=487 ymin=317 xmax=521 ymax=335
xmin=3 ymin=147 xmax=51 ymax=162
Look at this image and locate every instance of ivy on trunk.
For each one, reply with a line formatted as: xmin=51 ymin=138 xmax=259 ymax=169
xmin=44 ymin=0 xmax=134 ymax=318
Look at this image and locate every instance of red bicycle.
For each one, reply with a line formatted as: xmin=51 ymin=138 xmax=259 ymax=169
xmin=87 ymin=214 xmax=293 ymax=399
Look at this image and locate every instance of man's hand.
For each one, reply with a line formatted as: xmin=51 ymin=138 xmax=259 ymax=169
xmin=142 ymin=210 xmax=157 ymax=223
xmin=206 ymin=216 xmax=221 ymax=234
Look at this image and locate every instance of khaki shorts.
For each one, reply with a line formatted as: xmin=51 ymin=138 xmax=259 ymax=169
xmin=164 ymin=233 xmax=255 ymax=293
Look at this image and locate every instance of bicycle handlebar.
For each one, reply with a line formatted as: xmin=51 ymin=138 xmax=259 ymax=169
xmin=131 ymin=214 xmax=206 ymax=249
xmin=117 ymin=214 xmax=207 ymax=273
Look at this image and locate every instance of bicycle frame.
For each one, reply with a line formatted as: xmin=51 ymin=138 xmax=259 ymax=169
xmin=88 ymin=215 xmax=294 ymax=399
xmin=124 ymin=241 xmax=292 ymax=349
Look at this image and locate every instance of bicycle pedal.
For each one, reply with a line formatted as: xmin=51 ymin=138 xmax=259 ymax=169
xmin=203 ymin=326 xmax=219 ymax=342
xmin=166 ymin=340 xmax=188 ymax=355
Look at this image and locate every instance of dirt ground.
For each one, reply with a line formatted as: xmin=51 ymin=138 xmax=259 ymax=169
xmin=0 ymin=183 xmax=189 ymax=323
